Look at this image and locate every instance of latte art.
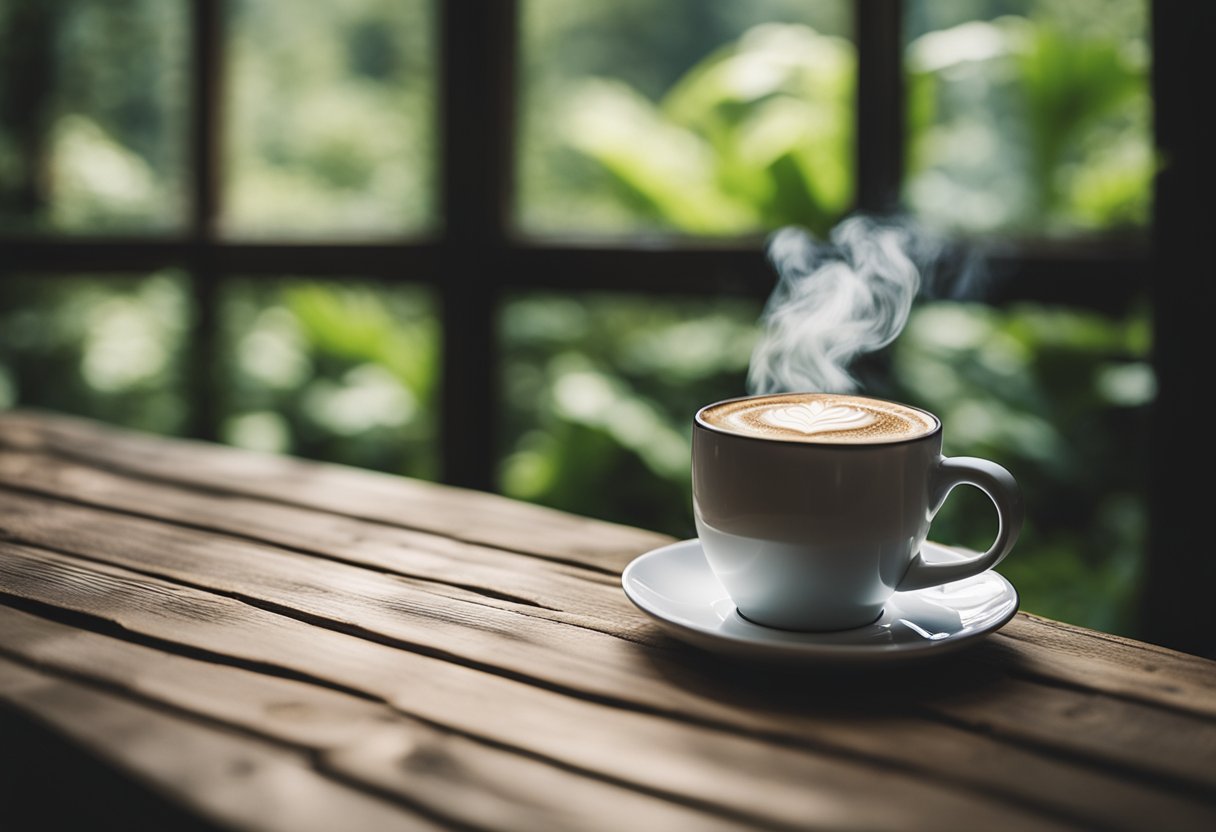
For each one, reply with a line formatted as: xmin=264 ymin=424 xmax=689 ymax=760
xmin=699 ymin=392 xmax=937 ymax=444
xmin=761 ymin=401 xmax=877 ymax=436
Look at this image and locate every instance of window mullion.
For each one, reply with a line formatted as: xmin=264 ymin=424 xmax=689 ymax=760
xmin=1143 ymin=0 xmax=1214 ymax=658
xmin=187 ymin=0 xmax=224 ymax=442
xmin=854 ymin=0 xmax=905 ymax=214
xmin=438 ymin=0 xmax=518 ymax=491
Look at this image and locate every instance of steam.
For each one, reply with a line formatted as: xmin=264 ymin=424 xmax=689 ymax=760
xmin=746 ymin=213 xmax=984 ymax=395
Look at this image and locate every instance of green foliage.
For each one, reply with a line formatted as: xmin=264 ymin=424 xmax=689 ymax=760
xmin=499 ymin=295 xmax=761 ymax=536
xmin=223 ymin=0 xmax=434 ymax=235
xmin=220 ymin=280 xmax=439 ymax=480
xmin=545 ymin=6 xmax=1151 ymax=239
xmin=0 ymin=274 xmax=189 ymax=433
xmin=0 ymin=0 xmax=187 ymax=232
xmin=557 ymin=24 xmax=855 ymax=239
xmin=0 ymin=0 xmax=433 ymax=236
xmin=905 ymin=11 xmax=1152 ymax=233
xmin=517 ymin=0 xmax=853 ymax=236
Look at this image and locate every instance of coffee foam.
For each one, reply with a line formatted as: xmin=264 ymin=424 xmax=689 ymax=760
xmin=699 ymin=393 xmax=937 ymax=444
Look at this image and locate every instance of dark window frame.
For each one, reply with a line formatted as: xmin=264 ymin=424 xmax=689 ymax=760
xmin=2 ymin=0 xmax=1208 ymax=656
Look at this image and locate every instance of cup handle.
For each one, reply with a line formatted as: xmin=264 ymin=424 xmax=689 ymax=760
xmin=896 ymin=456 xmax=1025 ymax=592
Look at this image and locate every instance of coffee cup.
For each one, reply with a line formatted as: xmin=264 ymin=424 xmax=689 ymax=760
xmin=692 ymin=391 xmax=1023 ymax=631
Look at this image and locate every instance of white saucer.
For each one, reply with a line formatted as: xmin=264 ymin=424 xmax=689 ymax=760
xmin=621 ymin=538 xmax=1018 ymax=664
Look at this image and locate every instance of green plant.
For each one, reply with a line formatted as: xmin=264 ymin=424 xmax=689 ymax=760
xmin=905 ymin=14 xmax=1152 ymax=233
xmin=559 ymin=23 xmax=855 ymax=238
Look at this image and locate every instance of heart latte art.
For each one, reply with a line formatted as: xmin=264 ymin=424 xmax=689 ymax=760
xmin=760 ymin=400 xmax=877 ymax=436
xmin=699 ymin=393 xmax=937 ymax=444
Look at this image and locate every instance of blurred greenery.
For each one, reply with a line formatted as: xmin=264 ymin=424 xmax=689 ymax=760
xmin=518 ymin=0 xmax=853 ymax=237
xmin=0 ymin=0 xmax=1154 ymax=638
xmin=0 ymin=0 xmax=187 ymax=232
xmin=499 ymin=294 xmax=761 ymax=527
xmin=223 ymin=0 xmax=434 ymax=236
xmin=0 ymin=274 xmax=189 ymax=432
xmin=905 ymin=0 xmax=1152 ymax=234
xmin=219 ymin=280 xmax=439 ymax=479
xmin=520 ymin=0 xmax=1151 ymax=239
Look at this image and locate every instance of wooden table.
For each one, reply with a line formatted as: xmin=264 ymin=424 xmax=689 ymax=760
xmin=1 ymin=409 xmax=1214 ymax=832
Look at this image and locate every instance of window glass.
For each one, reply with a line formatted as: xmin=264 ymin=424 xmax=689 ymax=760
xmin=223 ymin=0 xmax=435 ymax=237
xmin=220 ymin=279 xmax=439 ymax=480
xmin=517 ymin=0 xmax=854 ymax=240
xmin=500 ymin=292 xmax=763 ymax=536
xmin=0 ymin=272 xmax=190 ymax=435
xmin=0 ymin=0 xmax=188 ymax=233
xmin=904 ymin=0 xmax=1152 ymax=236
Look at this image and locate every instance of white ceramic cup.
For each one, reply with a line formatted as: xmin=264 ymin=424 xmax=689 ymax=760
xmin=692 ymin=391 xmax=1024 ymax=631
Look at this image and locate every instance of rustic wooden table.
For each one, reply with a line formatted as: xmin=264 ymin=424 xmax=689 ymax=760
xmin=1 ymin=409 xmax=1214 ymax=832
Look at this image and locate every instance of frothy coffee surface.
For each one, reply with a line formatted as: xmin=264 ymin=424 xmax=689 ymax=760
xmin=699 ymin=393 xmax=937 ymax=444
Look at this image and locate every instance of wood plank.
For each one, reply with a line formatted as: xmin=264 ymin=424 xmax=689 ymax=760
xmin=326 ymin=730 xmax=754 ymax=832
xmin=914 ymin=675 xmax=1216 ymax=793
xmin=5 ymin=412 xmax=1216 ymax=819
xmin=0 ymin=606 xmax=749 ymax=832
xmin=10 ymin=409 xmax=1216 ymax=700
xmin=0 ymin=559 xmax=1080 ymax=832
xmin=2 ymin=542 xmax=1210 ymax=831
xmin=0 ymin=476 xmax=1211 ymax=729
xmin=5 ymin=442 xmax=1216 ymax=724
xmin=988 ymin=613 xmax=1216 ymax=718
xmin=0 ymin=489 xmax=666 ymax=696
xmin=0 ymin=656 xmax=441 ymax=832
xmin=0 ymin=408 xmax=671 ymax=572
xmin=8 ymin=407 xmax=1216 ymax=691
xmin=0 ymin=449 xmax=644 ymax=639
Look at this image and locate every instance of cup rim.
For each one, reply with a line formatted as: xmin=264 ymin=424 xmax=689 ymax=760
xmin=694 ymin=391 xmax=942 ymax=447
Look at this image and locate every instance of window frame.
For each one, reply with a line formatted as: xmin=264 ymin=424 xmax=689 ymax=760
xmin=4 ymin=0 xmax=1200 ymax=653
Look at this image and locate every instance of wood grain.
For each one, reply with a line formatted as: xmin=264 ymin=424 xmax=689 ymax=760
xmin=3 ymin=536 xmax=1214 ymax=831
xmin=0 ymin=607 xmax=749 ymax=832
xmin=0 ymin=545 xmax=1095 ymax=831
xmin=0 ymin=448 xmax=642 ymax=637
xmin=0 ymin=656 xmax=440 ymax=832
xmin=3 ymin=440 xmax=1215 ymax=722
xmin=992 ymin=613 xmax=1216 ymax=718
xmin=0 ymin=409 xmax=670 ymax=571
xmin=3 ymin=409 xmax=1216 ymax=832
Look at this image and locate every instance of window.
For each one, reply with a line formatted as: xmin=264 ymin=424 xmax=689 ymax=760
xmin=3 ymin=1 xmax=1207 ymax=655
